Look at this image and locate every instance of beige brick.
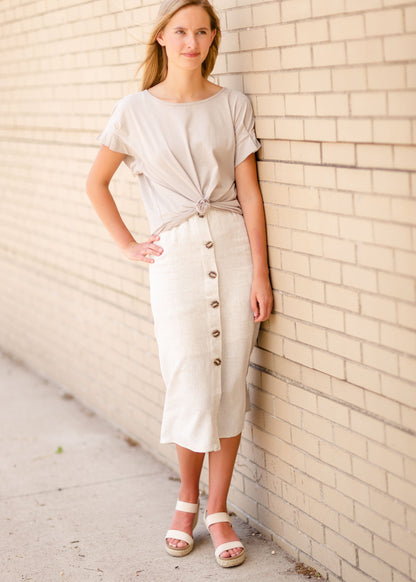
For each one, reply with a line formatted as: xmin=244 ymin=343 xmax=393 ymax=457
xmin=256 ymin=95 xmax=285 ymax=116
xmin=276 ymin=161 xmax=304 ymax=185
xmin=292 ymin=425 xmax=320 ymax=456
xmin=337 ymin=473 xmax=370 ymax=506
xmin=347 ymin=38 xmax=383 ymax=64
xmin=368 ymin=441 xmax=404 ymax=476
xmin=342 ymin=264 xmax=378 ymax=292
xmin=394 ymin=145 xmax=416 ymax=171
xmin=359 ymin=549 xmax=394 ymax=582
xmin=300 ymin=69 xmax=331 ymax=93
xmin=351 ymin=409 xmax=385 ymax=442
xmin=386 ymin=425 xmax=416 ymax=460
xmin=357 ymin=144 xmax=393 ymax=169
xmin=305 ymin=118 xmax=337 ymax=142
xmin=339 ymin=216 xmax=373 ymax=242
xmin=252 ymin=47 xmax=280 ymax=70
xmin=389 ymin=91 xmax=416 ymax=117
xmin=266 ymin=23 xmax=296 ymax=47
xmin=227 ymin=6 xmax=252 ymax=29
xmin=227 ymin=50 xmax=253 ymax=73
xmin=307 ymin=210 xmax=338 ymax=236
xmin=281 ymin=0 xmax=311 ymax=22
xmin=373 ymin=119 xmax=412 ymax=145
xmin=385 ymin=33 xmax=416 ymax=62
xmin=399 ymin=354 xmax=416 ymax=383
xmin=358 ymin=242 xmax=395 ymax=271
xmin=337 ymin=119 xmax=372 ymax=143
xmin=352 ymin=456 xmax=387 ymax=491
xmin=275 ymin=117 xmax=304 ymax=140
xmin=345 ymin=313 xmax=379 ymax=343
xmin=303 ymin=409 xmax=333 ymax=440
xmin=291 ymin=141 xmax=321 ymax=164
xmin=311 ymin=257 xmax=341 ymax=284
xmin=373 ymin=170 xmax=410 ymax=196
xmin=297 ymin=18 xmax=329 ymax=44
xmin=305 ymin=165 xmax=336 ymax=189
xmin=370 ymin=488 xmax=406 ymax=527
xmin=397 ymin=299 xmax=416 ymax=328
xmin=321 ymin=441 xmax=352 ymax=472
xmin=277 ymin=205 xmax=308 ymax=229
xmin=252 ymin=3 xmax=280 ymax=26
xmin=281 ymin=250 xmax=310 ymax=276
xmin=374 ymin=536 xmax=410 ymax=576
xmin=302 ymin=367 xmax=332 ymax=396
xmin=283 ymin=294 xmax=313 ymax=322
xmin=395 ymin=249 xmax=416 ymax=278
xmin=333 ymin=424 xmax=367 ymax=457
xmin=312 ymin=0 xmax=345 ymax=17
xmin=243 ymin=72 xmax=270 ymax=94
xmin=317 ymin=93 xmax=349 ymax=117
xmin=352 ymin=92 xmax=388 ymax=117
xmin=332 ymin=66 xmax=367 ymax=91
xmin=285 ymin=94 xmax=316 ymax=116
xmin=391 ymin=523 xmax=416 ymax=558
xmin=379 ymin=272 xmax=415 ymax=302
xmin=281 ymin=45 xmax=312 ymax=69
xmin=306 ymin=457 xmax=336 ymax=488
xmin=330 ymin=14 xmax=365 ymax=40
xmin=327 ymin=331 xmax=361 ymax=361
xmin=322 ymin=143 xmax=355 ymax=166
xmin=295 ymin=274 xmax=325 ymax=302
xmin=374 ymin=222 xmax=412 ymax=250
xmin=381 ymin=322 xmax=416 ymax=354
xmin=290 ymin=186 xmax=320 ymax=209
xmin=270 ymin=70 xmax=300 ymax=94
xmin=365 ymin=8 xmax=403 ymax=37
xmin=363 ymin=343 xmax=399 ymax=375
xmin=326 ymin=529 xmax=356 ymax=563
xmin=313 ymin=41 xmax=346 ymax=66
xmin=368 ymin=64 xmax=406 ymax=91
xmin=345 ymin=361 xmax=381 ymax=393
xmin=345 ymin=0 xmax=382 ymax=11
xmin=313 ymin=349 xmax=345 ymax=378
xmin=360 ymin=293 xmax=397 ymax=323
xmin=283 ymin=338 xmax=313 ymax=367
xmin=292 ymin=230 xmax=323 ymax=255
xmin=296 ymin=321 xmax=327 ymax=348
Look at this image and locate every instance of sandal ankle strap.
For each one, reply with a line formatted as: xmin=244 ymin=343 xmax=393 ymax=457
xmin=204 ymin=511 xmax=232 ymax=528
xmin=176 ymin=499 xmax=199 ymax=513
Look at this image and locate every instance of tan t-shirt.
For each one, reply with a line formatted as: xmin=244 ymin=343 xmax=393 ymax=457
xmin=98 ymin=87 xmax=261 ymax=235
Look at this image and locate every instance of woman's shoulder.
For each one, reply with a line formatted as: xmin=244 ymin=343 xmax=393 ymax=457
xmin=114 ymin=90 xmax=148 ymax=111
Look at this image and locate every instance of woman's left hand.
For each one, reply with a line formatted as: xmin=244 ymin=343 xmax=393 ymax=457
xmin=251 ymin=275 xmax=273 ymax=323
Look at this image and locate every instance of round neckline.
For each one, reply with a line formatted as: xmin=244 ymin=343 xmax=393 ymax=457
xmin=145 ymin=86 xmax=225 ymax=106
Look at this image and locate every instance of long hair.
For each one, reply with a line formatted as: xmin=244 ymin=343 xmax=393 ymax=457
xmin=139 ymin=0 xmax=221 ymax=90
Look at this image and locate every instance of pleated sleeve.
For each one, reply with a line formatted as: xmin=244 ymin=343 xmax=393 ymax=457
xmin=233 ymin=93 xmax=261 ymax=167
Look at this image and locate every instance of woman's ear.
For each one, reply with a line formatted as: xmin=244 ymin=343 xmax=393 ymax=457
xmin=210 ymin=28 xmax=216 ymax=45
xmin=156 ymin=31 xmax=166 ymax=46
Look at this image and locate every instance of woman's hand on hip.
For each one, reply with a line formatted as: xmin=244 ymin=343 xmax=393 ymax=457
xmin=122 ymin=235 xmax=163 ymax=263
xmin=251 ymin=275 xmax=273 ymax=323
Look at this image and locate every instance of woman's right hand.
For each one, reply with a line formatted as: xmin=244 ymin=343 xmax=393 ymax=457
xmin=122 ymin=235 xmax=163 ymax=263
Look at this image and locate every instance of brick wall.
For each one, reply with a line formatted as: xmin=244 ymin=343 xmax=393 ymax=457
xmin=1 ymin=1 xmax=415 ymax=580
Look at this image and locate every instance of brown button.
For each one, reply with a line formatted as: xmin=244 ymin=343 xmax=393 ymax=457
xmin=209 ymin=271 xmax=217 ymax=279
xmin=214 ymin=358 xmax=222 ymax=366
xmin=212 ymin=330 xmax=220 ymax=337
xmin=198 ymin=213 xmax=205 ymax=218
xmin=205 ymin=241 xmax=214 ymax=249
xmin=211 ymin=300 xmax=219 ymax=308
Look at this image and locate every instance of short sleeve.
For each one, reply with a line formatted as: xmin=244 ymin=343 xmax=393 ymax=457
xmin=97 ymin=99 xmax=135 ymax=161
xmin=233 ymin=93 xmax=261 ymax=167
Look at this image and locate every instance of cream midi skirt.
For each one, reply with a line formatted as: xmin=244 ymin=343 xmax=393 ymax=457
xmin=149 ymin=209 xmax=259 ymax=453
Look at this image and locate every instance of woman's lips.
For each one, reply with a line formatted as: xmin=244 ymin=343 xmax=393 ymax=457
xmin=182 ymin=53 xmax=200 ymax=57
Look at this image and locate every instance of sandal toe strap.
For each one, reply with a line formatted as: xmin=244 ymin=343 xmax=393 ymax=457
xmin=215 ymin=541 xmax=245 ymax=559
xmin=165 ymin=529 xmax=193 ymax=546
xmin=204 ymin=511 xmax=232 ymax=528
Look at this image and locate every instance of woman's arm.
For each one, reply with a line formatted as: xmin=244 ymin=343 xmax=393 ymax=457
xmin=86 ymin=145 xmax=163 ymax=263
xmin=235 ymin=153 xmax=273 ymax=322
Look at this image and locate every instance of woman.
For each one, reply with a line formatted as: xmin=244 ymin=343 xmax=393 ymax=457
xmin=86 ymin=0 xmax=273 ymax=568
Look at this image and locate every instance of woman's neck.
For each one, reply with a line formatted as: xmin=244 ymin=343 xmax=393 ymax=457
xmin=149 ymin=70 xmax=218 ymax=103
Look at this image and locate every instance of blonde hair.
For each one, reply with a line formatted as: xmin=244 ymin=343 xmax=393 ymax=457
xmin=139 ymin=0 xmax=221 ymax=90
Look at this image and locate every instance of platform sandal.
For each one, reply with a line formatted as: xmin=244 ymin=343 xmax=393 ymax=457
xmin=204 ymin=510 xmax=246 ymax=568
xmin=165 ymin=500 xmax=200 ymax=557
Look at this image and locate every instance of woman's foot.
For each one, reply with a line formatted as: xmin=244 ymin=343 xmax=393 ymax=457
xmin=206 ymin=520 xmax=243 ymax=558
xmin=166 ymin=503 xmax=198 ymax=549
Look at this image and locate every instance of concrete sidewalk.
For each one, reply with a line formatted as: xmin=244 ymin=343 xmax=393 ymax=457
xmin=0 ymin=351 xmax=307 ymax=582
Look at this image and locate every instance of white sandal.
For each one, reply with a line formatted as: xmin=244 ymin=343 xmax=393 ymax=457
xmin=204 ymin=510 xmax=246 ymax=568
xmin=165 ymin=500 xmax=200 ymax=557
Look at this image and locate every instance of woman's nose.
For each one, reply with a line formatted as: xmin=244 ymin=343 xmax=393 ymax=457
xmin=186 ymin=34 xmax=197 ymax=48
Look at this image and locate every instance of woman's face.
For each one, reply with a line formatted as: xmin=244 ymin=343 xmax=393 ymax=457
xmin=157 ymin=5 xmax=216 ymax=73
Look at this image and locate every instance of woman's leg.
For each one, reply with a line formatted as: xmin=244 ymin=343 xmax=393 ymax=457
xmin=166 ymin=444 xmax=205 ymax=548
xmin=206 ymin=434 xmax=243 ymax=558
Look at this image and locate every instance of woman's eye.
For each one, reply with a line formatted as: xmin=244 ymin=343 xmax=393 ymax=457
xmin=175 ymin=30 xmax=185 ymax=34
xmin=197 ymin=30 xmax=207 ymax=35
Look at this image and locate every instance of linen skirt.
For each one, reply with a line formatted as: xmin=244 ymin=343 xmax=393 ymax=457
xmin=149 ymin=208 xmax=259 ymax=453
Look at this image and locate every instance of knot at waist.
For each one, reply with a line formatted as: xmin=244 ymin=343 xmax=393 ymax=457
xmin=195 ymin=198 xmax=210 ymax=216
